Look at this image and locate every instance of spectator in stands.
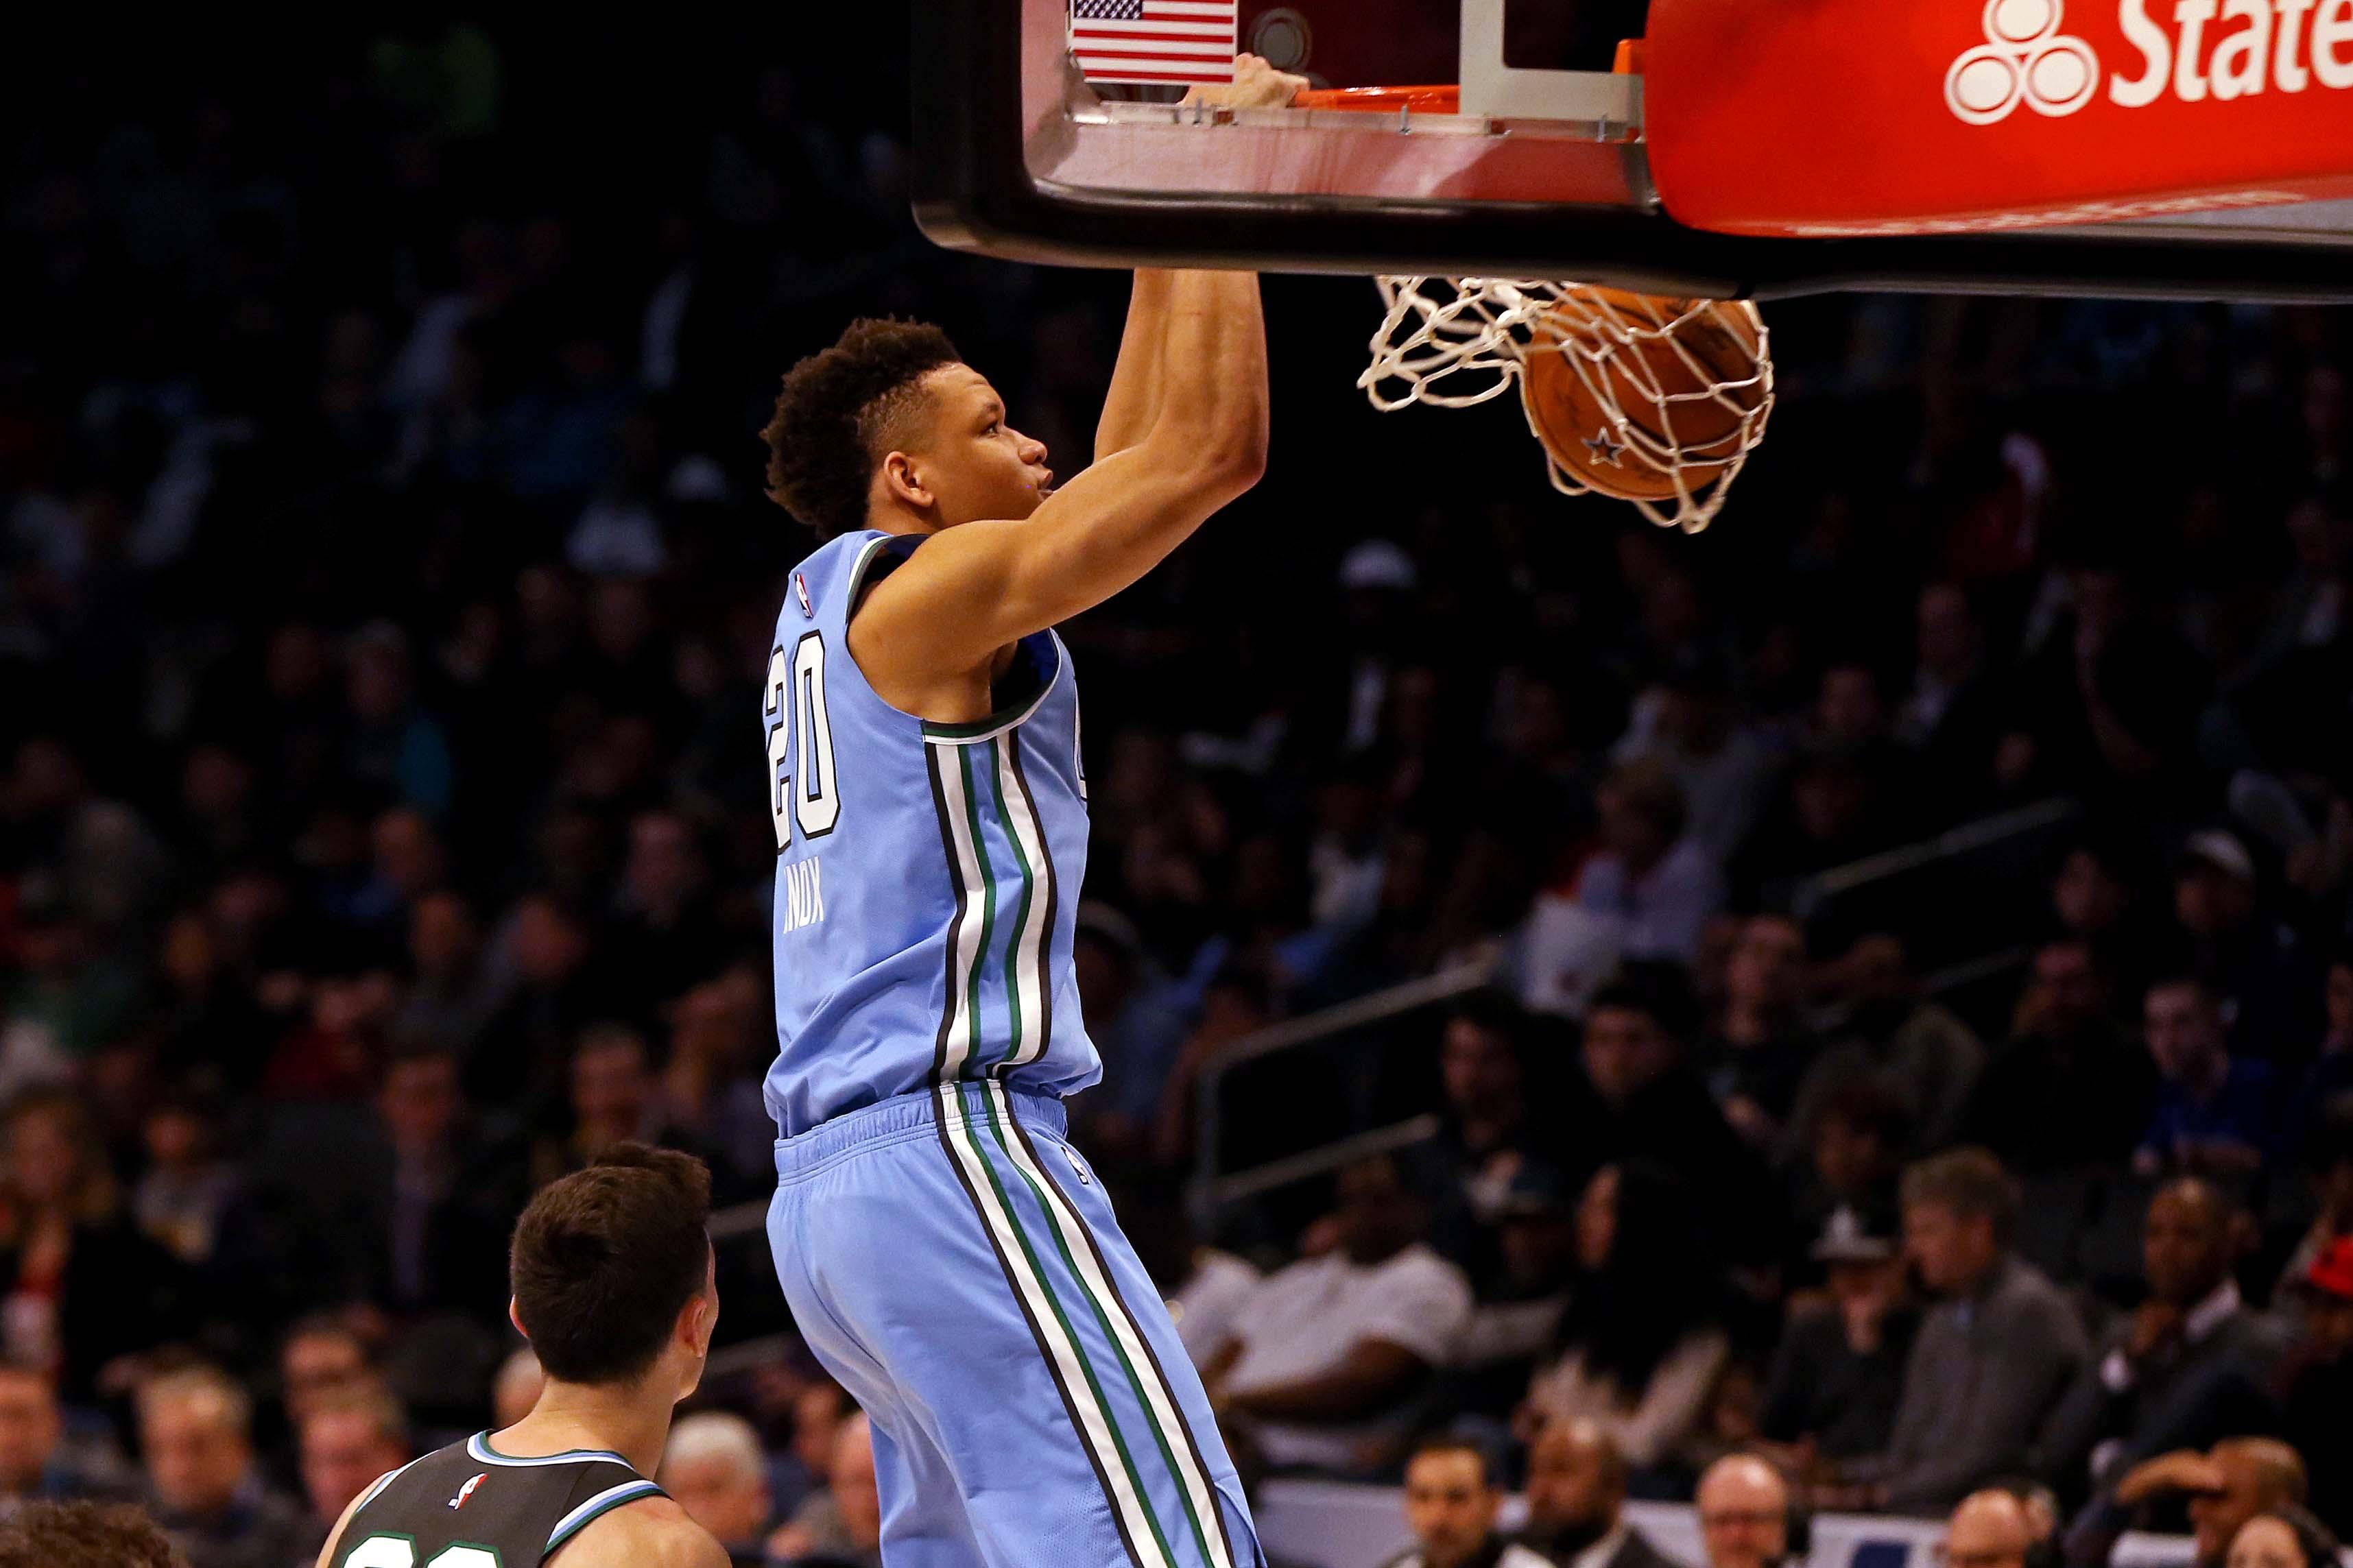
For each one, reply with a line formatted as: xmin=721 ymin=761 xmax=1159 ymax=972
xmin=388 ymin=889 xmax=498 ymax=1061
xmin=2045 ymin=1178 xmax=2280 ymax=1534
xmin=1453 ymin=1163 xmax=1581 ymax=1418
xmin=1516 ymin=1420 xmax=1678 ymax=1568
xmin=1610 ymin=651 xmax=1778 ymax=865
xmin=1833 ymin=1148 xmax=2087 ymax=1513
xmin=294 ymin=1386 xmax=409 ymax=1551
xmin=529 ymin=1023 xmax=704 ymax=1188
xmin=277 ymin=1317 xmax=374 ymax=1433
xmin=1785 ymin=934 xmax=1983 ymax=1159
xmin=1113 ymin=1172 xmax=1258 ymax=1375
xmin=1208 ymin=1155 xmax=1472 ymax=1477
xmin=129 ymin=1096 xmax=239 ymax=1269
xmin=490 ymin=1348 xmax=543 ymax=1430
xmin=0 ymin=1360 xmax=123 ymax=1515
xmin=1069 ymin=904 xmax=1191 ymax=1155
xmin=2225 ymin=1508 xmax=2343 ymax=1568
xmin=0 ymin=1089 xmax=180 ymax=1403
xmin=1521 ymin=1161 xmax=1732 ymax=1475
xmin=1556 ymin=967 xmax=1773 ymax=1266
xmin=659 ymin=1410 xmax=775 ymax=1567
xmin=1760 ymin=1206 xmax=1917 ymax=1464
xmin=1893 ymin=583 xmax=2005 ymax=828
xmin=771 ymin=1410 xmax=880 ymax=1568
xmin=1386 ymin=1438 xmax=1551 ymax=1568
xmin=0 ymin=1499 xmax=189 ymax=1568
xmin=2108 ymin=1439 xmax=2307 ymax=1568
xmin=1784 ymin=1079 xmax=1909 ymax=1282
xmin=136 ymin=1367 xmax=309 ymax=1568
xmin=1573 ymin=759 xmax=1724 ymax=966
xmin=345 ymin=1043 xmax=516 ymax=1321
xmin=1964 ymin=940 xmax=2158 ymax=1174
xmin=1695 ymin=1454 xmax=1793 ymax=1568
xmin=1702 ymin=916 xmax=1820 ymax=1155
xmin=2273 ymin=1236 xmax=2353 ymax=1534
xmin=2293 ymin=950 xmax=2353 ymax=1148
xmin=2136 ymin=978 xmax=2278 ymax=1181
xmin=1942 ymin=1488 xmax=2042 ymax=1568
xmin=1416 ymin=992 xmax=1544 ymax=1285
xmin=2167 ymin=830 xmax=2320 ymax=1061
xmin=2049 ymin=839 xmax=2164 ymax=1011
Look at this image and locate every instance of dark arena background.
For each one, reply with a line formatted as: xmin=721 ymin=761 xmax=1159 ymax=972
xmin=1 ymin=10 xmax=2351 ymax=1568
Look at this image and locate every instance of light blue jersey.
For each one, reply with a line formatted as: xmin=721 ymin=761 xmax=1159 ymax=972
xmin=761 ymin=529 xmax=1261 ymax=1568
xmin=762 ymin=529 xmax=1100 ymax=1139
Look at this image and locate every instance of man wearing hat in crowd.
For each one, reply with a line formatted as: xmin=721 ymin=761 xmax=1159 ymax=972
xmin=2276 ymin=1235 xmax=2353 ymax=1535
xmin=1453 ymin=1160 xmax=1580 ymax=1419
xmin=2169 ymin=830 xmax=2320 ymax=1060
xmin=1758 ymin=1206 xmax=1917 ymax=1466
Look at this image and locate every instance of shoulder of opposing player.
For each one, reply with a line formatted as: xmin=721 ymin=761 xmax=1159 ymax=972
xmin=554 ymin=1493 xmax=731 ymax=1568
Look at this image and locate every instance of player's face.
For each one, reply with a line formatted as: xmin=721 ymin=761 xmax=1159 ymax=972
xmin=912 ymin=366 xmax=1053 ymax=525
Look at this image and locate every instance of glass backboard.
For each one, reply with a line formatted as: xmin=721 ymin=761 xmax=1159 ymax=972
xmin=912 ymin=0 xmax=2353 ymax=299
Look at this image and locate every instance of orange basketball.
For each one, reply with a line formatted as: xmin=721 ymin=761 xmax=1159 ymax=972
xmin=1517 ymin=289 xmax=1768 ymax=504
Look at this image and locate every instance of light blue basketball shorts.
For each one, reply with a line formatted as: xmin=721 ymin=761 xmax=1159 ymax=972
xmin=769 ymin=1081 xmax=1264 ymax=1568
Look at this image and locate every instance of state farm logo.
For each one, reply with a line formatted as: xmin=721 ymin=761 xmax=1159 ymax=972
xmin=1948 ymin=0 xmax=2353 ymax=124
xmin=1947 ymin=0 xmax=2101 ymax=122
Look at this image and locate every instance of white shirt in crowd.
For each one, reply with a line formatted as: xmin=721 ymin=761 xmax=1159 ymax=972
xmin=1522 ymin=1327 xmax=1732 ymax=1471
xmin=1571 ymin=837 xmax=1724 ymax=967
xmin=1221 ymin=1243 xmax=1473 ymax=1472
xmin=1171 ymin=1249 xmax=1260 ymax=1371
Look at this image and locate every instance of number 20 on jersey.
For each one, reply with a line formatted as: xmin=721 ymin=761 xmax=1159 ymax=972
xmin=766 ymin=634 xmax=841 ymax=852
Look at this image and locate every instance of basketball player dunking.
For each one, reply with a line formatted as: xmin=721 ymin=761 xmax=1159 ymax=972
xmin=316 ymin=1146 xmax=728 ymax=1568
xmin=756 ymin=56 xmax=1300 ymax=1568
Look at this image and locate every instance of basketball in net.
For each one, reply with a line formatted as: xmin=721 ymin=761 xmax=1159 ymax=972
xmin=1361 ymin=278 xmax=1775 ymax=532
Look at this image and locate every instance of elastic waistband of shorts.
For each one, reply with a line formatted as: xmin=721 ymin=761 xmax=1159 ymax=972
xmin=773 ymin=1083 xmax=1068 ymax=1180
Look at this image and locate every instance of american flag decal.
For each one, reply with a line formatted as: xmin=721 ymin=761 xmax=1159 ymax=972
xmin=1070 ymin=0 xmax=1237 ymax=87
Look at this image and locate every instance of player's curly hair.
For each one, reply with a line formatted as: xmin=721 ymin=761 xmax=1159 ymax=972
xmin=762 ymin=318 xmax=963 ymax=540
xmin=0 ymin=1501 xmax=189 ymax=1568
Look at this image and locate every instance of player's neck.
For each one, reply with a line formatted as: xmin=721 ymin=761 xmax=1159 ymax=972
xmin=497 ymin=1376 xmax=678 ymax=1477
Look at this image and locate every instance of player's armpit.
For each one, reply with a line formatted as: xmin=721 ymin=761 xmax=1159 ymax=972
xmin=550 ymin=1495 xmax=731 ymax=1568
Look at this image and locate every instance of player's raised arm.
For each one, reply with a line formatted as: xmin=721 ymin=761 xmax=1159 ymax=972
xmin=850 ymin=266 xmax=1269 ymax=676
xmin=1094 ymin=268 xmax=1176 ymax=466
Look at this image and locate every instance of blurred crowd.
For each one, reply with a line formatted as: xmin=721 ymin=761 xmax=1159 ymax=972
xmin=3 ymin=16 xmax=2353 ymax=1568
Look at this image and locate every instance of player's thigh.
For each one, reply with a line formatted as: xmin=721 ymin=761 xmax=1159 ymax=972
xmin=781 ymin=1107 xmax=1259 ymax=1568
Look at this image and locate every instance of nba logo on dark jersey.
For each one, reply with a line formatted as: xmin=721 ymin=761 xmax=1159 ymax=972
xmin=447 ymin=1473 xmax=485 ymax=1510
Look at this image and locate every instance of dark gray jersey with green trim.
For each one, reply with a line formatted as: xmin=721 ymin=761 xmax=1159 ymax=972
xmin=331 ymin=1432 xmax=666 ymax=1568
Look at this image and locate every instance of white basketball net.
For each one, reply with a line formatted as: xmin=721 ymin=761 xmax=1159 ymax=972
xmin=1359 ymin=278 xmax=1776 ymax=533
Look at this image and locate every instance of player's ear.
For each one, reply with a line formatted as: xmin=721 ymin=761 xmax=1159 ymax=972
xmin=508 ymin=1296 xmax=527 ymax=1340
xmin=879 ymin=450 xmax=933 ymax=511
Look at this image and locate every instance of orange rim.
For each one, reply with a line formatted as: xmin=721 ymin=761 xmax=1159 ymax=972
xmin=1292 ymin=84 xmax=1461 ymax=115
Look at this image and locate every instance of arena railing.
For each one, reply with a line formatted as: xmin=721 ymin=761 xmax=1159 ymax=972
xmin=1189 ymin=954 xmax=1498 ymax=1234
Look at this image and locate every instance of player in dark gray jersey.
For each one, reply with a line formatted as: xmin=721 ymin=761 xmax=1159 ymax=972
xmin=315 ymin=1146 xmax=730 ymax=1568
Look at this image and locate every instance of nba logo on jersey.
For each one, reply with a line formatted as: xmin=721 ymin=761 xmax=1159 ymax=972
xmin=794 ymin=572 xmax=814 ymax=618
xmin=446 ymin=1473 xmax=485 ymax=1510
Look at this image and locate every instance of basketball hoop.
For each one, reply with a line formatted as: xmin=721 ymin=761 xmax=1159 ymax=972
xmin=1360 ymin=278 xmax=1775 ymax=533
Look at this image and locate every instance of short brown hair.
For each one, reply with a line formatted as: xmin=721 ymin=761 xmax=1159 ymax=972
xmin=510 ymin=1144 xmax=713 ymax=1384
xmin=136 ymin=1366 xmax=252 ymax=1443
xmin=1900 ymin=1146 xmax=2021 ymax=1246
xmin=761 ymin=318 xmax=961 ymax=541
xmin=301 ymin=1382 xmax=408 ymax=1450
xmin=0 ymin=1500 xmax=187 ymax=1568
